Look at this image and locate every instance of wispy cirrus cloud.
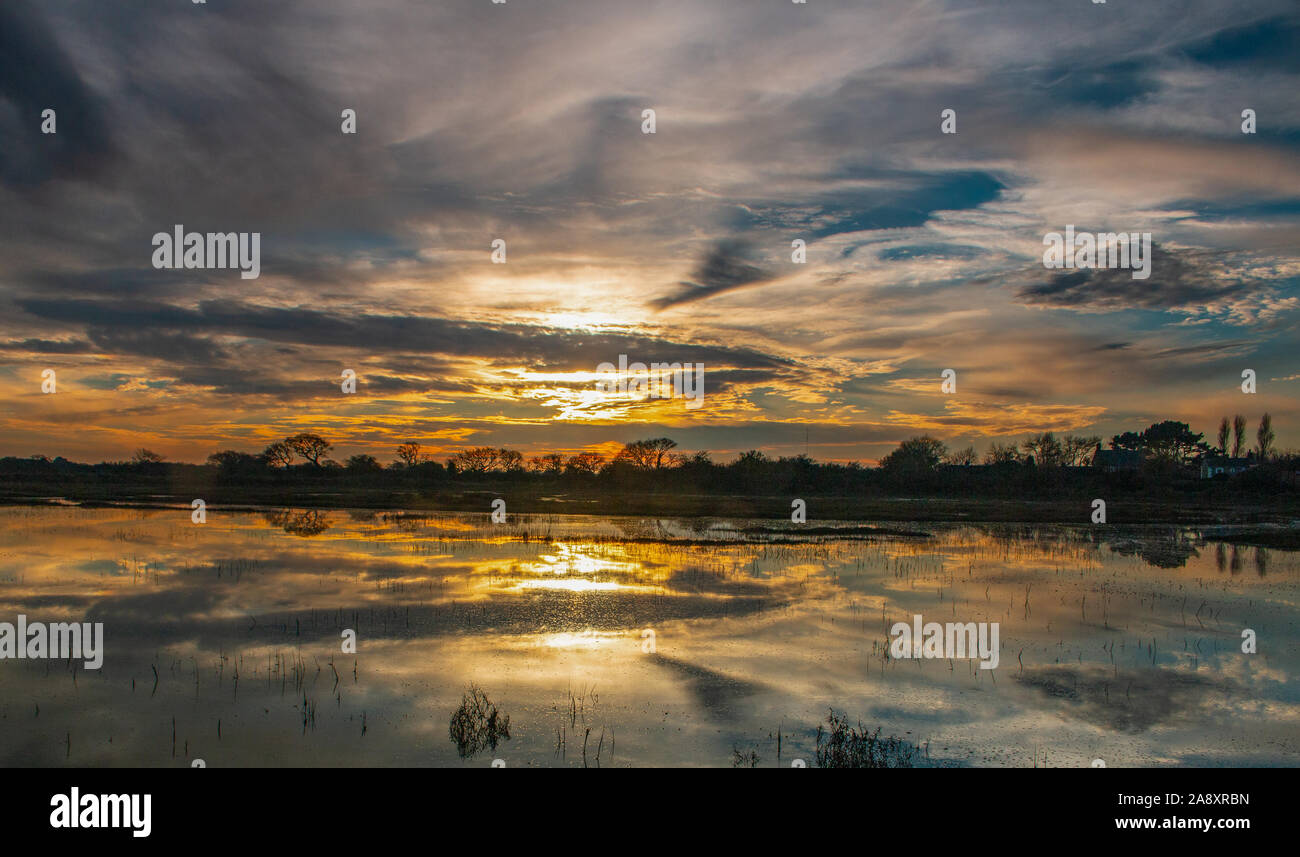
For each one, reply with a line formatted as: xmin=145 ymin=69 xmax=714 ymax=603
xmin=0 ymin=0 xmax=1297 ymax=462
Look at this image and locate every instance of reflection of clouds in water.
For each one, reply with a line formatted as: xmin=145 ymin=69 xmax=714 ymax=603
xmin=0 ymin=508 xmax=1297 ymax=766
xmin=649 ymin=653 xmax=767 ymax=723
xmin=1015 ymin=666 xmax=1234 ymax=733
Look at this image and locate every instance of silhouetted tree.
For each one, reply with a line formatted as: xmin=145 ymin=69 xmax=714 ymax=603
xmin=1217 ymin=417 xmax=1231 ymax=454
xmin=565 ymin=452 xmax=605 ymax=475
xmin=285 ymin=433 xmax=332 ymax=467
xmin=1024 ymin=432 xmax=1065 ymax=467
xmin=1139 ymin=421 xmax=1206 ymax=465
xmin=449 ymin=447 xmax=523 ymax=475
xmin=1062 ymin=435 xmax=1101 ymax=466
xmin=1232 ymin=414 xmax=1247 ymax=458
xmin=984 ymin=440 xmax=1021 ymax=465
xmin=450 ymin=447 xmax=498 ymax=474
xmin=1110 ymin=431 xmax=1143 ymax=451
xmin=1257 ymin=413 xmax=1275 ymax=460
xmin=879 ymin=436 xmax=947 ymax=474
xmin=207 ymin=450 xmax=263 ymax=476
xmin=1110 ymin=422 xmax=1206 ymax=465
xmin=529 ymin=453 xmax=565 ymax=475
xmin=945 ymin=445 xmax=978 ymax=466
xmin=263 ymin=441 xmax=294 ymax=468
xmin=346 ymin=454 xmax=382 ymax=473
xmin=615 ymin=438 xmax=678 ymax=470
xmin=396 ymin=442 xmax=421 ymax=467
xmin=497 ymin=448 xmax=524 ymax=473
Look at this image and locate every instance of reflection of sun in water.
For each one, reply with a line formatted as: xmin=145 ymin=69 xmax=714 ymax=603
xmin=540 ymin=631 xmax=620 ymax=648
xmin=518 ymin=578 xmax=621 ymax=592
xmin=532 ymin=544 xmax=639 ymax=578
xmin=511 ymin=543 xmax=653 ymax=594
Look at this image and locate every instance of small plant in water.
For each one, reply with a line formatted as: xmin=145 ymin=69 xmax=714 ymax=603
xmin=731 ymin=745 xmax=760 ymax=768
xmin=449 ymin=684 xmax=511 ymax=758
xmin=814 ymin=710 xmax=918 ymax=768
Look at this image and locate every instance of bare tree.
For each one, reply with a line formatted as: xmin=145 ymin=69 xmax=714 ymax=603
xmin=615 ymin=438 xmax=678 ymax=469
xmin=1232 ymin=414 xmax=1247 ymax=458
xmin=529 ymin=453 xmax=565 ymax=475
xmin=1217 ymin=417 xmax=1230 ymax=454
xmin=984 ymin=440 xmax=1021 ymax=465
xmin=497 ymin=448 xmax=524 ymax=472
xmin=449 ymin=447 xmax=523 ymax=474
xmin=1062 ymin=435 xmax=1102 ymax=466
xmin=1023 ymin=432 xmax=1065 ymax=467
xmin=944 ymin=445 xmax=978 ymax=466
xmin=450 ymin=447 xmax=500 ymax=474
xmin=565 ymin=452 xmax=605 ymax=475
xmin=262 ymin=440 xmax=295 ymax=468
xmin=285 ymin=433 xmax=332 ymax=467
xmin=1257 ymin=412 xmax=1275 ymax=460
xmin=396 ymin=442 xmax=421 ymax=468
xmin=131 ymin=448 xmax=164 ymax=465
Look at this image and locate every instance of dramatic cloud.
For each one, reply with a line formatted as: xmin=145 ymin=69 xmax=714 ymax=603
xmin=0 ymin=0 xmax=1297 ymax=462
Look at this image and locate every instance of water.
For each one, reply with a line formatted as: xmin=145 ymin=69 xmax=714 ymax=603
xmin=0 ymin=505 xmax=1296 ymax=767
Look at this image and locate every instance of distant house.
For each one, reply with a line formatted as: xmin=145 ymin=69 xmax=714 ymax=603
xmin=1198 ymin=455 xmax=1254 ymax=479
xmin=1092 ymin=447 xmax=1141 ymax=472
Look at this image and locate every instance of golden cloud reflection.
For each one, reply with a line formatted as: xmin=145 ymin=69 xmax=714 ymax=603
xmin=517 ymin=578 xmax=624 ymax=593
xmin=0 ymin=507 xmax=1296 ymax=767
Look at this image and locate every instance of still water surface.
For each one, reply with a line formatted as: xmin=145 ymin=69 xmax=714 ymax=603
xmin=0 ymin=506 xmax=1295 ymax=767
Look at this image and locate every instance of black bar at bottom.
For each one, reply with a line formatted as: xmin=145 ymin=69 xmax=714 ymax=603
xmin=4 ymin=767 xmax=1283 ymax=844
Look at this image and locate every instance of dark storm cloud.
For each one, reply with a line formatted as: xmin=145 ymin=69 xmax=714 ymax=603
xmin=86 ymin=327 xmax=231 ymax=364
xmin=0 ymin=1 xmax=116 ymax=186
xmin=16 ymin=254 xmax=395 ymax=301
xmin=169 ymin=366 xmax=476 ymax=399
xmin=1013 ymin=246 xmax=1256 ymax=311
xmin=17 ymin=297 xmax=793 ymax=372
xmin=652 ymin=240 xmax=776 ymax=309
xmin=1181 ymin=15 xmax=1300 ymax=69
xmin=0 ymin=337 xmax=94 ymax=354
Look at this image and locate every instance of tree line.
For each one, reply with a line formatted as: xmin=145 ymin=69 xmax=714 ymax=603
xmin=7 ymin=415 xmax=1291 ymax=497
xmin=884 ymin=414 xmax=1278 ymax=473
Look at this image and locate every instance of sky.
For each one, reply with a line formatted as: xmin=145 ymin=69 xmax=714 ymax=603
xmin=1 ymin=0 xmax=1297 ymax=465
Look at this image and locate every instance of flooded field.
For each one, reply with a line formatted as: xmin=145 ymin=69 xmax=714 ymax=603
xmin=0 ymin=505 xmax=1296 ymax=767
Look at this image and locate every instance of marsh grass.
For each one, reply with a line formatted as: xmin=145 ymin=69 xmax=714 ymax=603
xmin=449 ymin=684 xmax=511 ymax=758
xmin=814 ymin=710 xmax=919 ymax=768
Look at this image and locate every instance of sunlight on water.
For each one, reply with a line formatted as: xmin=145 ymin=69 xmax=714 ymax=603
xmin=0 ymin=506 xmax=1296 ymax=767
